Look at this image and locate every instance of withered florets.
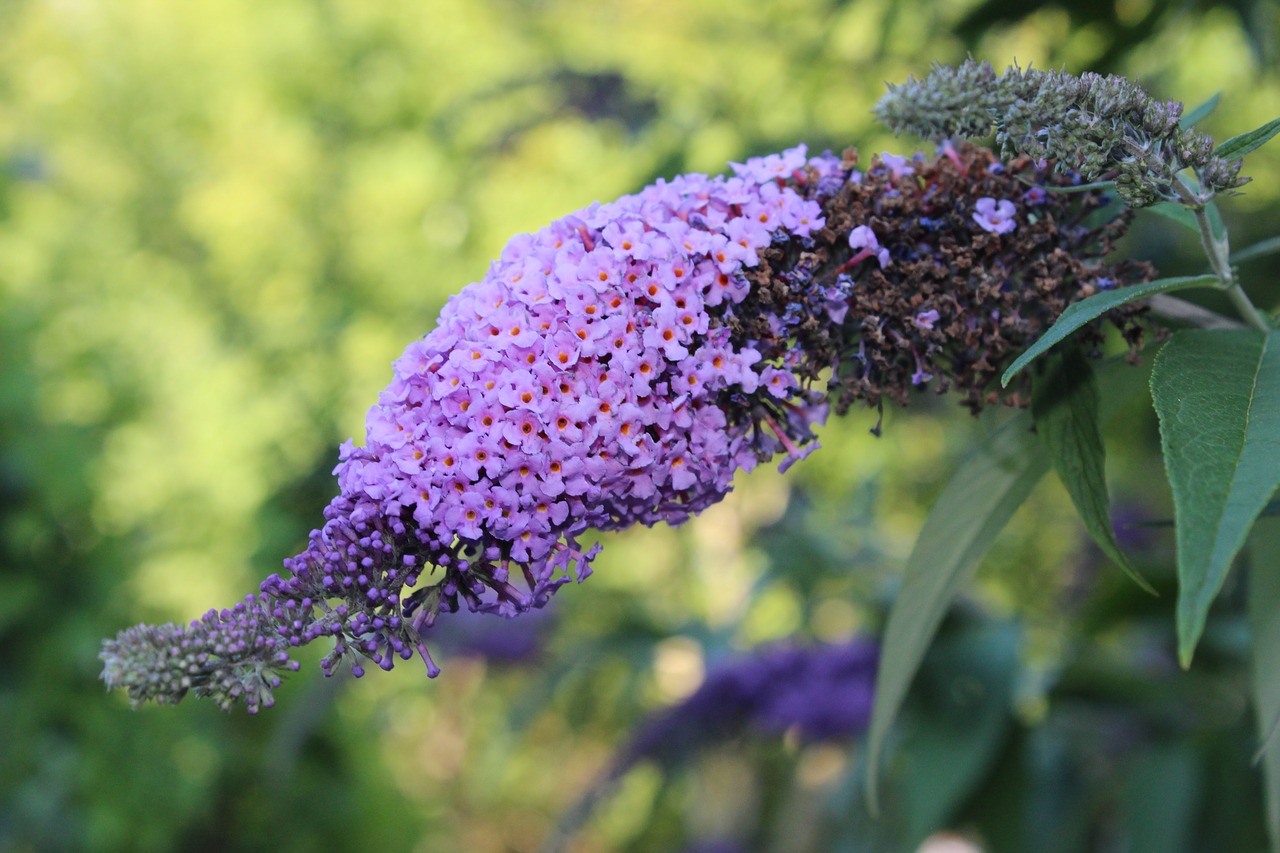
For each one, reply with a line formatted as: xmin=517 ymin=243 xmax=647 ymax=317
xmin=741 ymin=142 xmax=1152 ymax=419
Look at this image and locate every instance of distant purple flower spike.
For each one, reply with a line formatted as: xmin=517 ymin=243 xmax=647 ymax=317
xmin=621 ymin=639 xmax=880 ymax=765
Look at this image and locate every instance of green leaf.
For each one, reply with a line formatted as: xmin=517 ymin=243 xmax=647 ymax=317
xmin=1180 ymin=92 xmax=1221 ymax=129
xmin=1216 ymin=116 xmax=1280 ymax=161
xmin=1130 ymin=498 xmax=1280 ymax=530
xmin=1205 ymin=201 xmax=1227 ymax=241
xmin=1144 ymin=199 xmax=1224 ymax=240
xmin=1001 ymin=275 xmax=1221 ymax=386
xmin=1233 ymin=235 xmax=1280 ymax=265
xmin=865 ymin=414 xmax=1050 ymax=810
xmin=1249 ymin=519 xmax=1280 ymax=852
xmin=1032 ymin=349 xmax=1155 ymax=593
xmin=1122 ymin=742 xmax=1200 ymax=853
xmin=900 ymin=620 xmax=1019 ymax=847
xmin=1150 ymin=329 xmax=1280 ymax=666
xmin=1145 ymin=202 xmax=1200 ymax=234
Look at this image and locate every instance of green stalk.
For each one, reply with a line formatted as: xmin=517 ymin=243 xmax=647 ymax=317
xmin=1177 ymin=177 xmax=1271 ymax=332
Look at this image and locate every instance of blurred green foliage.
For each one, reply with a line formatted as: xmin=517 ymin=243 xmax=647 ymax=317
xmin=2 ymin=1 xmax=1279 ymax=851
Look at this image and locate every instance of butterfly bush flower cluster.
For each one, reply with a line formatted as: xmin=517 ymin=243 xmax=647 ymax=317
xmin=101 ymin=141 xmax=1151 ymax=712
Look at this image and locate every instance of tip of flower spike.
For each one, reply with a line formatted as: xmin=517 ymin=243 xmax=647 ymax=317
xmin=100 ymin=601 xmax=301 ymax=712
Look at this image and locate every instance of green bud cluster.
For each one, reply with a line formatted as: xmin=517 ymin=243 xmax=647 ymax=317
xmin=875 ymin=60 xmax=1247 ymax=207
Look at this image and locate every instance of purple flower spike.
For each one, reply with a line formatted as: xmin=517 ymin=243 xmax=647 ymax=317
xmin=102 ymin=142 xmax=1153 ymax=712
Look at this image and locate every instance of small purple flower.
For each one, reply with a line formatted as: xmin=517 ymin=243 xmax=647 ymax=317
xmin=937 ymin=139 xmax=964 ymax=172
xmin=879 ymin=152 xmax=915 ymax=181
xmin=1023 ymin=186 xmax=1047 ymax=205
xmin=973 ymin=196 xmax=1017 ymax=234
xmin=824 ymin=295 xmax=851 ymax=324
xmin=914 ymin=309 xmax=940 ymax=330
xmin=729 ymin=143 xmax=809 ymax=184
xmin=847 ymin=225 xmax=890 ymax=268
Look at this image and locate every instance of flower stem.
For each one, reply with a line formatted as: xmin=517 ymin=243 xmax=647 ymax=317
xmin=1146 ymin=295 xmax=1246 ymax=330
xmin=1177 ymin=177 xmax=1270 ymax=332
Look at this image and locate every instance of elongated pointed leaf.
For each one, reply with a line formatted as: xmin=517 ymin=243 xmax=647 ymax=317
xmin=1180 ymin=92 xmax=1221 ymax=129
xmin=1130 ymin=498 xmax=1280 ymax=530
xmin=1233 ymin=235 xmax=1280 ymax=265
xmin=1122 ymin=742 xmax=1200 ymax=853
xmin=1216 ymin=117 xmax=1280 ymax=161
xmin=1001 ymin=275 xmax=1220 ymax=387
xmin=1032 ymin=349 xmax=1155 ymax=593
xmin=1042 ymin=179 xmax=1116 ymax=194
xmin=900 ymin=620 xmax=1019 ymax=847
xmin=1250 ymin=519 xmax=1280 ymax=852
xmin=1206 ymin=201 xmax=1226 ymax=241
xmin=1144 ymin=201 xmax=1225 ymax=239
xmin=865 ymin=414 xmax=1050 ymax=810
xmin=1146 ymin=202 xmax=1201 ymax=234
xmin=1151 ymin=329 xmax=1280 ymax=666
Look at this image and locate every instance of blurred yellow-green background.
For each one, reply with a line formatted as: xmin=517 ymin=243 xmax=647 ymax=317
xmin=3 ymin=1 xmax=1280 ymax=851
